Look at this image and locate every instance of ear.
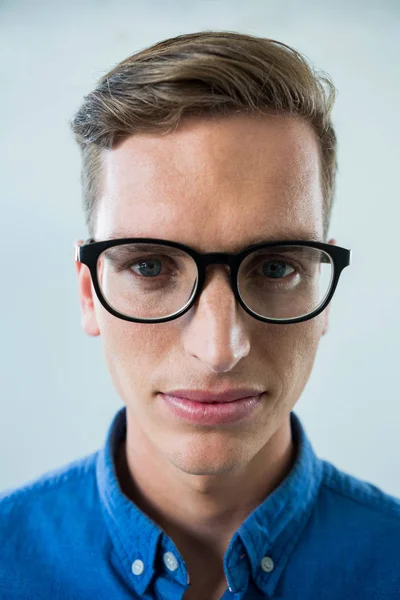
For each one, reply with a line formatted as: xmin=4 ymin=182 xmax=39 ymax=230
xmin=321 ymin=303 xmax=330 ymax=337
xmin=74 ymin=240 xmax=100 ymax=337
xmin=321 ymin=237 xmax=336 ymax=337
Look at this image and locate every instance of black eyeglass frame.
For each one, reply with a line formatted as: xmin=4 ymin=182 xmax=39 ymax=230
xmin=75 ymin=237 xmax=351 ymax=325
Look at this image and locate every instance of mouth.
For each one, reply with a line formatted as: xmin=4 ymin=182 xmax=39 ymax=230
xmin=159 ymin=392 xmax=264 ymax=426
xmin=161 ymin=388 xmax=265 ymax=403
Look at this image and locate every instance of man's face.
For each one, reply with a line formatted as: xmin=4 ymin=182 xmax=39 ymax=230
xmin=76 ymin=113 xmax=333 ymax=478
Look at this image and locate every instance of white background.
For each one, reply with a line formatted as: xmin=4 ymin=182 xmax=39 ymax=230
xmin=1 ymin=0 xmax=399 ymax=495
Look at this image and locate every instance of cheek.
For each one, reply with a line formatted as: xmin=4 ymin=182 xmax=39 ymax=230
xmin=96 ymin=303 xmax=175 ymax=395
xmin=267 ymin=317 xmax=324 ymax=396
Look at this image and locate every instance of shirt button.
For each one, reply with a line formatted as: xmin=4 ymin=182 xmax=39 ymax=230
xmin=132 ymin=559 xmax=145 ymax=576
xmin=261 ymin=556 xmax=274 ymax=573
xmin=163 ymin=551 xmax=179 ymax=571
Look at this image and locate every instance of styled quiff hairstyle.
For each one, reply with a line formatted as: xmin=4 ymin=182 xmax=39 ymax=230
xmin=70 ymin=30 xmax=337 ymax=240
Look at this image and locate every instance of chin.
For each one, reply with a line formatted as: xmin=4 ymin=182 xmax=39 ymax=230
xmin=166 ymin=439 xmax=250 ymax=477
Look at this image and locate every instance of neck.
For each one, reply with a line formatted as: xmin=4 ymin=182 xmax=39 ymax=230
xmin=115 ymin=410 xmax=297 ymax=579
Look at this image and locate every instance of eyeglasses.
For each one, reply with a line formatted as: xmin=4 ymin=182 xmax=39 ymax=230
xmin=75 ymin=237 xmax=351 ymax=325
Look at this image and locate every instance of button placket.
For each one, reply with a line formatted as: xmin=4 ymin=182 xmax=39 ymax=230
xmin=225 ymin=541 xmax=249 ymax=594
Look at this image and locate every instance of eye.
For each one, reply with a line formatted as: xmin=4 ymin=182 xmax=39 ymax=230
xmin=261 ymin=260 xmax=295 ymax=279
xmin=129 ymin=255 xmax=179 ymax=278
xmin=132 ymin=258 xmax=163 ymax=277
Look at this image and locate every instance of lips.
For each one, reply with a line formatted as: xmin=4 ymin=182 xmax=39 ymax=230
xmin=160 ymin=392 xmax=263 ymax=425
xmin=162 ymin=388 xmax=265 ymax=403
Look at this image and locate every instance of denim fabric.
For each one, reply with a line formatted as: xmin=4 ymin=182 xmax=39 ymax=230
xmin=1 ymin=406 xmax=400 ymax=599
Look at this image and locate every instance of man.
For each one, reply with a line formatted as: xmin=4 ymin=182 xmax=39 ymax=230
xmin=1 ymin=30 xmax=399 ymax=600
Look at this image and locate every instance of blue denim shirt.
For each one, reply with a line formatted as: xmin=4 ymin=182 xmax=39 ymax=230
xmin=1 ymin=406 xmax=400 ymax=599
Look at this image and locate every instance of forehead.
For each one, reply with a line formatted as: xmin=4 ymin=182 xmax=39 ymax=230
xmin=95 ymin=113 xmax=324 ymax=252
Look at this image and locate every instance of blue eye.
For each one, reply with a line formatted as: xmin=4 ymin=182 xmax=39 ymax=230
xmin=262 ymin=261 xmax=294 ymax=279
xmin=133 ymin=259 xmax=163 ymax=277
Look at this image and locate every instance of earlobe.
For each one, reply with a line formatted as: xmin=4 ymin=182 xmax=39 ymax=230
xmin=321 ymin=305 xmax=330 ymax=337
xmin=75 ymin=242 xmax=100 ymax=337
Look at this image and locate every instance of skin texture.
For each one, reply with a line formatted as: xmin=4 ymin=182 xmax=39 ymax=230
xmin=75 ymin=113 xmax=335 ymax=598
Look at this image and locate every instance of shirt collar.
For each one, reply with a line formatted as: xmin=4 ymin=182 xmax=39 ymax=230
xmin=96 ymin=406 xmax=323 ymax=597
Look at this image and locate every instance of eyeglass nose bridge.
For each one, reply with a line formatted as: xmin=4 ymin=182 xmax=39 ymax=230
xmin=192 ymin=252 xmax=243 ymax=308
xmin=202 ymin=252 xmax=240 ymax=267
xmin=196 ymin=251 xmax=242 ymax=284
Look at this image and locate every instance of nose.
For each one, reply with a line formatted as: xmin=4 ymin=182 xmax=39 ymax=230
xmin=181 ymin=265 xmax=251 ymax=373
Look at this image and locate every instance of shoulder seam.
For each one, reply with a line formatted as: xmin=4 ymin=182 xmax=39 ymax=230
xmin=0 ymin=451 xmax=99 ymax=507
xmin=321 ymin=471 xmax=400 ymax=520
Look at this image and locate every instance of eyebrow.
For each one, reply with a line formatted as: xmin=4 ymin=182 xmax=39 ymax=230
xmin=102 ymin=231 xmax=322 ymax=250
xmin=238 ymin=233 xmax=321 ymax=245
